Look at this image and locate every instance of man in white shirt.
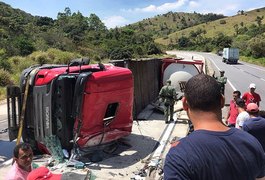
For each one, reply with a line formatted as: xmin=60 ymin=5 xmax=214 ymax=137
xmin=235 ymin=98 xmax=249 ymax=129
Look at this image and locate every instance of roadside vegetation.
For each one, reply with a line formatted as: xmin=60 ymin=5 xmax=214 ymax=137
xmin=0 ymin=2 xmax=265 ymax=100
xmin=240 ymin=56 xmax=265 ymax=66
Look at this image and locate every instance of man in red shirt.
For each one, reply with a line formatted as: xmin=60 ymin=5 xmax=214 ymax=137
xmin=226 ymin=90 xmax=241 ymax=127
xmin=242 ymin=83 xmax=261 ymax=106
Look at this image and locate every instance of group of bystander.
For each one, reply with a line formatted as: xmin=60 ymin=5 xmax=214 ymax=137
xmin=164 ymin=74 xmax=265 ymax=180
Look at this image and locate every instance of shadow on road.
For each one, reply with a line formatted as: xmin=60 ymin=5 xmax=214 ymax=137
xmin=83 ymin=133 xmax=158 ymax=170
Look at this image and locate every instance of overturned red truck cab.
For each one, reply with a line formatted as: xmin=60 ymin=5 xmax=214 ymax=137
xmin=7 ymin=61 xmax=134 ymax=154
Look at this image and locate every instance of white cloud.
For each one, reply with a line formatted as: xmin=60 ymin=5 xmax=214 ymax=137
xmin=206 ymin=4 xmax=239 ymax=15
xmin=123 ymin=0 xmax=188 ymax=13
xmin=103 ymin=16 xmax=129 ymax=29
xmin=189 ymin=1 xmax=199 ymax=8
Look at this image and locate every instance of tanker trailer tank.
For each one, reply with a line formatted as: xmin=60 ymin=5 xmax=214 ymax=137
xmin=161 ymin=58 xmax=204 ymax=92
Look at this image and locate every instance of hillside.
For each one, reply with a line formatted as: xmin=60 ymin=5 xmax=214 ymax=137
xmin=125 ymin=11 xmax=225 ymax=39
xmin=155 ymin=7 xmax=265 ymax=46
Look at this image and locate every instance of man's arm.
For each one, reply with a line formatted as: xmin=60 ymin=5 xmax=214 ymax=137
xmin=226 ymin=107 xmax=231 ymax=124
xmin=223 ymin=77 xmax=227 ymax=84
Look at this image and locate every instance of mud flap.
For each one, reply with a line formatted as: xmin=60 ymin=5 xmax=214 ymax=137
xmin=6 ymin=86 xmax=21 ymax=141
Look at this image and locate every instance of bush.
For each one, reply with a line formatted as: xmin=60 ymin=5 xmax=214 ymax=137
xmin=109 ymin=48 xmax=132 ymax=59
xmin=0 ymin=68 xmax=13 ymax=86
xmin=10 ymin=57 xmax=36 ymax=73
xmin=219 ymin=20 xmax=226 ymax=24
xmin=46 ymin=48 xmax=79 ymax=64
xmin=248 ymin=36 xmax=265 ymax=58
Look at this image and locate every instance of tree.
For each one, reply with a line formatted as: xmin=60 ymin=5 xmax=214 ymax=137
xmin=15 ymin=36 xmax=35 ymax=56
xmin=146 ymin=43 xmax=161 ymax=55
xmin=213 ymin=33 xmax=232 ymax=49
xmin=234 ymin=24 xmax=239 ymax=35
xmin=109 ymin=47 xmax=132 ymax=59
xmin=0 ymin=48 xmax=11 ymax=71
xmin=248 ymin=36 xmax=265 ymax=58
xmin=255 ymin=16 xmax=263 ymax=27
xmin=178 ymin=36 xmax=190 ymax=48
xmin=57 ymin=7 xmax=72 ymax=19
xmin=87 ymin=13 xmax=107 ymax=32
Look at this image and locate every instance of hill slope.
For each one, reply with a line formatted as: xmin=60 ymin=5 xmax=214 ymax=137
xmin=125 ymin=11 xmax=225 ymax=39
xmin=155 ymin=8 xmax=265 ymax=45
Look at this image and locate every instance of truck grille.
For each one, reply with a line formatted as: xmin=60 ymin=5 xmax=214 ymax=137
xmin=33 ymin=82 xmax=54 ymax=143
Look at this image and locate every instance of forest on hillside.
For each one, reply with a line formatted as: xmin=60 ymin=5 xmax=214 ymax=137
xmin=0 ymin=1 xmax=265 ymax=90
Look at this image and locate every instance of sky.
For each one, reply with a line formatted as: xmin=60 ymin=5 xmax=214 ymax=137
xmin=1 ymin=0 xmax=265 ymax=29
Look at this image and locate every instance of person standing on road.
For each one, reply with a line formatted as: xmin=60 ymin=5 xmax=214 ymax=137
xmin=164 ymin=74 xmax=265 ymax=180
xmin=214 ymin=70 xmax=227 ymax=95
xmin=243 ymin=103 xmax=265 ymax=151
xmin=6 ymin=143 xmax=34 ymax=180
xmin=159 ymin=79 xmax=176 ymax=124
xmin=226 ymin=90 xmax=241 ymax=127
xmin=242 ymin=83 xmax=261 ymax=106
xmin=235 ymin=98 xmax=250 ymax=129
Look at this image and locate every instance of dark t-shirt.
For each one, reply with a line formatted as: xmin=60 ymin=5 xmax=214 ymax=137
xmin=243 ymin=116 xmax=265 ymax=151
xmin=164 ymin=128 xmax=265 ymax=180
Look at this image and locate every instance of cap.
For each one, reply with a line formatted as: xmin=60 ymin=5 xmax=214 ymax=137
xmin=246 ymin=103 xmax=259 ymax=112
xmin=220 ymin=70 xmax=225 ymax=73
xmin=166 ymin=79 xmax=171 ymax=83
xmin=249 ymin=83 xmax=256 ymax=89
xmin=236 ymin=98 xmax=245 ymax=108
xmin=27 ymin=167 xmax=62 ymax=180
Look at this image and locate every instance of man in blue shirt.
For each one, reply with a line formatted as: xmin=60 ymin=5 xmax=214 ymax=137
xmin=243 ymin=103 xmax=265 ymax=151
xmin=164 ymin=74 xmax=265 ymax=180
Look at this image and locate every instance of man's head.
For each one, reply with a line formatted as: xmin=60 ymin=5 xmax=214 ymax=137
xmin=246 ymin=103 xmax=259 ymax=116
xmin=233 ymin=90 xmax=241 ymax=100
xmin=13 ymin=143 xmax=33 ymax=171
xmin=183 ymin=73 xmax=223 ymax=112
xmin=236 ymin=98 xmax=245 ymax=109
xmin=220 ymin=70 xmax=225 ymax=76
xmin=249 ymin=83 xmax=256 ymax=92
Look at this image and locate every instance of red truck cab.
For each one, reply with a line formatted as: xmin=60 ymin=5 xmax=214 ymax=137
xmin=7 ymin=63 xmax=134 ymax=154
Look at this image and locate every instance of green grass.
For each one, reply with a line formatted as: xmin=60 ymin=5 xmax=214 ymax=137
xmin=0 ymin=87 xmax=6 ymax=101
xmin=240 ymin=56 xmax=265 ymax=67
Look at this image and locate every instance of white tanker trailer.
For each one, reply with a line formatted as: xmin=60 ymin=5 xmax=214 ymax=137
xmin=161 ymin=57 xmax=204 ymax=93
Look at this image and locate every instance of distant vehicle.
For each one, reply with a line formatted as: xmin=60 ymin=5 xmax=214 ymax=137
xmin=216 ymin=50 xmax=223 ymax=56
xmin=222 ymin=48 xmax=239 ymax=64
